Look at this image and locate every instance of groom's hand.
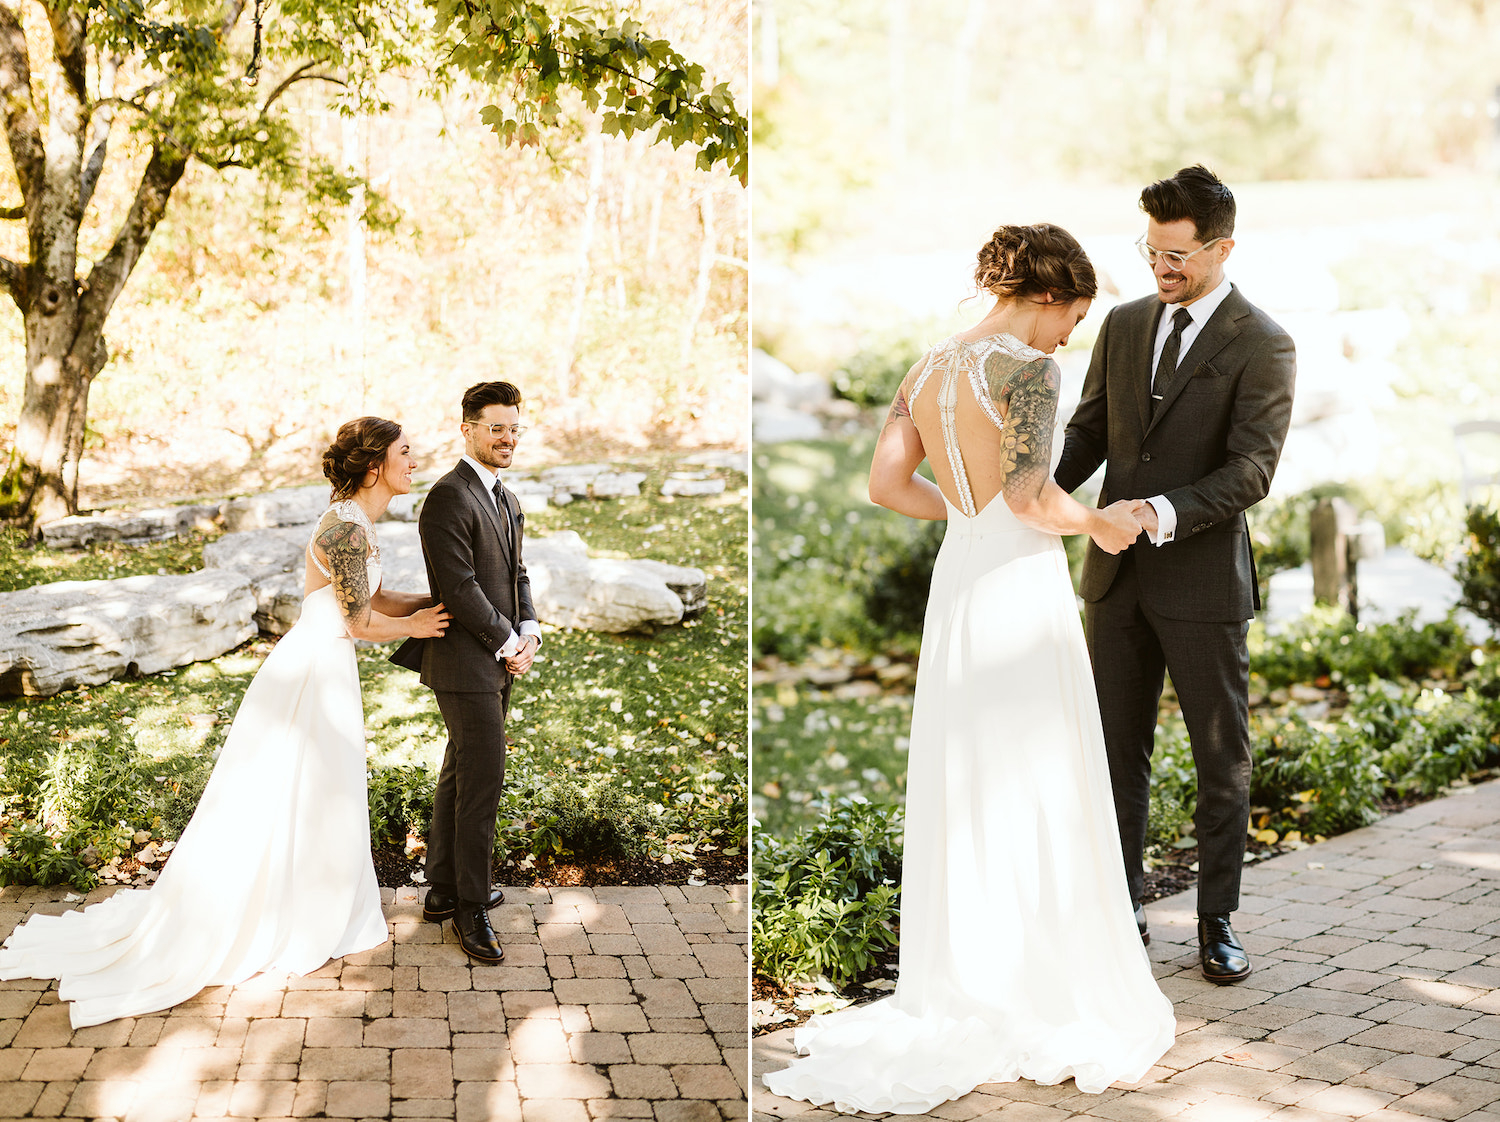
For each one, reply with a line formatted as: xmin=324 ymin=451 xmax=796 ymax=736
xmin=1131 ymin=499 xmax=1159 ymax=535
xmin=506 ymin=634 xmax=539 ymax=676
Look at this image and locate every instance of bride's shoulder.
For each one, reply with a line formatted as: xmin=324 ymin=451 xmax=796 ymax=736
xmin=314 ymin=502 xmax=374 ymax=551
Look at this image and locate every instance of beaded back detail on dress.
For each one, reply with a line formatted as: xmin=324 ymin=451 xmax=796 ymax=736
xmin=909 ymin=332 xmax=1045 ymax=518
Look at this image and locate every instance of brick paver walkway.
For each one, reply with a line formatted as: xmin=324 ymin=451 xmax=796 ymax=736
xmin=0 ymin=883 xmax=748 ymax=1121
xmin=754 ymin=780 xmax=1500 ymax=1121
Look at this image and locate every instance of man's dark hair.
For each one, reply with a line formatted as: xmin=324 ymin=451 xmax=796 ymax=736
xmin=461 ymin=381 xmax=524 ymax=420
xmin=1139 ymin=164 xmax=1236 ymax=243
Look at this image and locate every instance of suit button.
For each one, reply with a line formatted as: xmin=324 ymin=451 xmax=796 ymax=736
xmin=1141 ymin=452 xmax=1152 ymax=462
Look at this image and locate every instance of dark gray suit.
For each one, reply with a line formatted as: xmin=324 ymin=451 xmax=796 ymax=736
xmin=1055 ymin=284 xmax=1295 ymax=915
xmin=392 ymin=460 xmax=536 ymax=904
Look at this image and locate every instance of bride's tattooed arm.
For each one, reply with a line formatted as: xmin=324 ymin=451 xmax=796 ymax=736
xmin=318 ymin=520 xmax=372 ymax=628
xmin=990 ymin=355 xmax=1061 ymax=507
xmin=884 ymin=385 xmax=912 ymax=430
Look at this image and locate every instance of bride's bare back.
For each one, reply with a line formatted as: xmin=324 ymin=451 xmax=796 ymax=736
xmin=895 ymin=332 xmax=1062 ymax=518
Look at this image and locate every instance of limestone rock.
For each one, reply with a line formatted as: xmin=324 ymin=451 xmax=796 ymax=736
xmin=682 ymin=450 xmax=748 ymax=474
xmin=525 ymin=532 xmax=707 ymax=633
xmin=591 ymin=472 xmax=649 ymax=499
xmin=221 ymin=485 xmax=330 ymax=532
xmin=0 ymin=571 xmax=257 ymax=696
xmin=40 ymin=504 xmax=221 ymax=549
xmin=661 ymin=472 xmax=726 ymax=497
xmin=201 ymin=526 xmax=311 ymax=635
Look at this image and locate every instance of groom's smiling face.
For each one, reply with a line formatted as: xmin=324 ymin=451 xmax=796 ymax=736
xmin=464 ymin=403 xmax=522 ymax=471
xmin=1146 ymin=217 xmax=1230 ymax=306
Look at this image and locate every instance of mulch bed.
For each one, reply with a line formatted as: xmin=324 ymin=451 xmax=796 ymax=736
xmin=371 ymin=844 xmax=747 ymax=890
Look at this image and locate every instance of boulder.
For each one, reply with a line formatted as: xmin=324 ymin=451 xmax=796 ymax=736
xmin=661 ymin=472 xmax=727 ymax=497
xmin=591 ymin=472 xmax=649 ymax=499
xmin=525 ymin=532 xmax=706 ymax=632
xmin=0 ymin=571 xmax=257 ymax=696
xmin=40 ymin=504 xmax=221 ymax=549
xmin=221 ymin=485 xmax=330 ymax=532
xmin=201 ymin=527 xmax=312 ymax=635
xmin=681 ymin=450 xmax=748 ymax=474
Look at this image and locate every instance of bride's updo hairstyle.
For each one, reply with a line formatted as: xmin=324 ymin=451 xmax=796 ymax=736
xmin=323 ymin=416 xmax=403 ymax=501
xmin=975 ymin=223 xmax=1097 ymax=305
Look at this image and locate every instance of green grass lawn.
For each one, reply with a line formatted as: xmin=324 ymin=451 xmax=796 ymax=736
xmin=0 ymin=456 xmax=748 ymax=885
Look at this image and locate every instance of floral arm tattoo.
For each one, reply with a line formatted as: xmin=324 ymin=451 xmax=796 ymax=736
xmin=317 ymin=519 xmax=372 ymax=629
xmin=990 ymin=355 xmax=1061 ymax=507
xmin=884 ymin=384 xmax=912 ymax=430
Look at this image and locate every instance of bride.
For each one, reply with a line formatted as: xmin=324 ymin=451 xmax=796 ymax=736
xmin=0 ymin=417 xmax=450 ymax=1028
xmin=762 ymin=224 xmax=1177 ymax=1112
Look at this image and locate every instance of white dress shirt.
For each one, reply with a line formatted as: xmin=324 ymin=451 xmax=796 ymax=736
xmin=1142 ymin=276 xmax=1234 ymax=546
xmin=460 ymin=454 xmax=541 ymax=659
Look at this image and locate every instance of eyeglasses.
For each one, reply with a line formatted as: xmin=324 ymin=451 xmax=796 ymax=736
xmin=464 ymin=422 xmax=528 ymax=438
xmin=1136 ymin=235 xmax=1224 ymax=272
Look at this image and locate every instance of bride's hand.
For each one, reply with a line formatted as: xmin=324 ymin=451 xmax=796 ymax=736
xmin=1091 ymin=500 xmax=1143 ymax=555
xmin=408 ymin=602 xmax=451 ymax=638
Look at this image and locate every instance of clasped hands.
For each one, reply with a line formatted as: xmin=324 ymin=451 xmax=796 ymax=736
xmin=506 ymin=633 xmax=541 ymax=676
xmin=1093 ymin=498 xmax=1158 ymax=555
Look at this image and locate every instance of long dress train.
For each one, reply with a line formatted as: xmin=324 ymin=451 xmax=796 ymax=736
xmin=0 ymin=504 xmax=389 ymax=1028
xmin=762 ymin=333 xmax=1176 ymax=1113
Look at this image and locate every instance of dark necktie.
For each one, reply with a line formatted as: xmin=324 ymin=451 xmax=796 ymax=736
xmin=1151 ymin=307 xmax=1193 ymax=413
xmin=493 ymin=480 xmax=511 ymax=537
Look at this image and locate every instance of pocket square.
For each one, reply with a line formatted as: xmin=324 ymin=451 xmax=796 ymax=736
xmin=1192 ymin=361 xmax=1226 ymax=379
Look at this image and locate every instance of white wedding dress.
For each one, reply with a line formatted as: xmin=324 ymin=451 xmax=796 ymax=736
xmin=763 ymin=334 xmax=1176 ymax=1113
xmin=0 ymin=502 xmax=389 ymax=1028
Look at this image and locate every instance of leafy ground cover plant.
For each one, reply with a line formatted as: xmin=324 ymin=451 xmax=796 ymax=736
xmin=752 ymin=797 xmax=903 ymax=988
xmin=1249 ymin=607 xmax=1473 ymax=691
xmin=0 ymin=458 xmax=747 ymax=888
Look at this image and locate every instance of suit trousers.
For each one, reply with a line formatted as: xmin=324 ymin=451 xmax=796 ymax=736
xmin=427 ymin=685 xmax=510 ymax=905
xmin=1084 ymin=549 xmax=1251 ymax=916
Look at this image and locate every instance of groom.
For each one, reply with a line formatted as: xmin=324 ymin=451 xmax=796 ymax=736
xmin=1054 ymin=166 xmax=1296 ymax=984
xmin=392 ymin=380 xmax=540 ymax=964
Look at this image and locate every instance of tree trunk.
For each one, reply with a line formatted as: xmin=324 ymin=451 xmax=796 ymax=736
xmin=11 ymin=307 xmax=106 ymax=530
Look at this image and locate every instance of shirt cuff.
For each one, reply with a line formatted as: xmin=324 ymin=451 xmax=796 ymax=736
xmin=496 ymin=622 xmax=541 ymax=660
xmin=1146 ymin=495 xmax=1177 ymax=545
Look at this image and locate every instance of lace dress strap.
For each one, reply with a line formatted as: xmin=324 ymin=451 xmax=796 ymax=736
xmin=306 ymin=500 xmax=379 ymax=580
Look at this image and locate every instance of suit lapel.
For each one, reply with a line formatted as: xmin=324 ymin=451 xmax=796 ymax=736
xmin=457 ymin=461 xmax=511 ymax=551
xmin=1144 ymin=286 xmax=1247 ymax=439
xmin=1132 ymin=300 xmax=1167 ymax=434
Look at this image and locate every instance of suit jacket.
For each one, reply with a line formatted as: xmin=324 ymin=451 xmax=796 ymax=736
xmin=390 ymin=460 xmax=536 ymax=692
xmin=1054 ymin=284 xmax=1296 ymax=622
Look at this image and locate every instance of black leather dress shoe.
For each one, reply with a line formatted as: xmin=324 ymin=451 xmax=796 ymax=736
xmin=454 ymin=903 xmax=505 ymax=964
xmin=423 ymin=887 xmax=504 ymax=922
xmin=1134 ymin=900 xmax=1150 ymax=946
xmin=1199 ymin=914 xmax=1251 ymax=983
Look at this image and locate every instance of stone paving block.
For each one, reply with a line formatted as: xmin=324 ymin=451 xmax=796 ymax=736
xmin=588 ymin=1098 xmax=657 ymax=1119
xmin=553 ymin=978 xmax=635 ymax=1005
xmin=570 ymin=1032 xmax=634 ymax=1064
xmin=548 ymin=956 xmax=577 ymax=980
xmin=590 ymin=1004 xmax=651 ymax=1034
xmin=653 ymin=1103 xmax=722 ymax=1122
xmin=0 ymin=1081 xmax=43 ymax=1117
xmin=244 ymin=1017 xmax=306 ymax=1062
xmin=1367 ymin=1053 xmax=1467 ymax=1084
xmin=1315 ymin=969 xmax=1410 ymax=995
xmin=504 ymin=992 xmax=560 ymax=1018
xmin=636 ymin=979 xmax=699 ymax=1019
xmin=230 ymin=1080 xmax=297 ymax=1117
xmin=510 ymin=1019 xmax=573 ymax=1064
xmin=670 ymin=1065 xmax=741 ymax=1100
xmin=1269 ymin=988 xmax=1382 ymax=1017
xmin=21 ymin=1048 xmax=92 ymax=1083
xmin=326 ymin=1079 xmax=391 ymax=1118
xmin=14 ymin=1004 xmax=73 ymax=1048
xmin=692 ymin=944 xmax=747 ymax=977
xmin=1392 ymin=1005 xmax=1485 ymax=1032
xmin=397 ymin=944 xmax=474 ymax=967
xmin=365 ymin=1017 xmax=451 ymax=1049
xmin=1169 ymin=1061 xmax=1294 ymax=1098
xmin=516 ymin=1062 xmax=613 ymax=1099
xmin=299 ymin=1046 xmax=391 ymax=1081
xmin=448 ymin=991 xmax=506 ymax=1033
xmin=471 ymin=967 xmax=553 ymax=992
xmin=394 ymin=990 xmax=451 ymax=1019
xmin=392 ymin=1048 xmax=454 ymax=1099
xmin=452 ymin=1046 xmax=515 ymax=1082
xmin=280 ymin=991 xmax=366 ymax=1018
xmin=1280 ymin=1041 xmax=1400 ymax=1083
xmin=368 ymin=988 xmax=396 ymax=1019
xmin=629 ymin=1034 xmax=722 ymax=1066
xmin=540 ymin=924 xmax=594 ymax=956
xmin=1396 ymin=1075 xmax=1500 ymax=1119
xmin=1373 ymin=979 xmax=1487 ymax=1007
xmin=419 ymin=966 xmax=474 ymax=992
xmin=591 ymin=935 xmax=646 ymax=957
xmin=1267 ymin=1014 xmax=1379 ymax=1051
xmin=1347 ymin=1023 xmax=1476 ymax=1056
xmin=522 ymin=1099 xmax=592 ymax=1122
xmin=575 ymin=955 xmax=628 ymax=979
xmin=685 ymin=978 xmax=748 ymax=1005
